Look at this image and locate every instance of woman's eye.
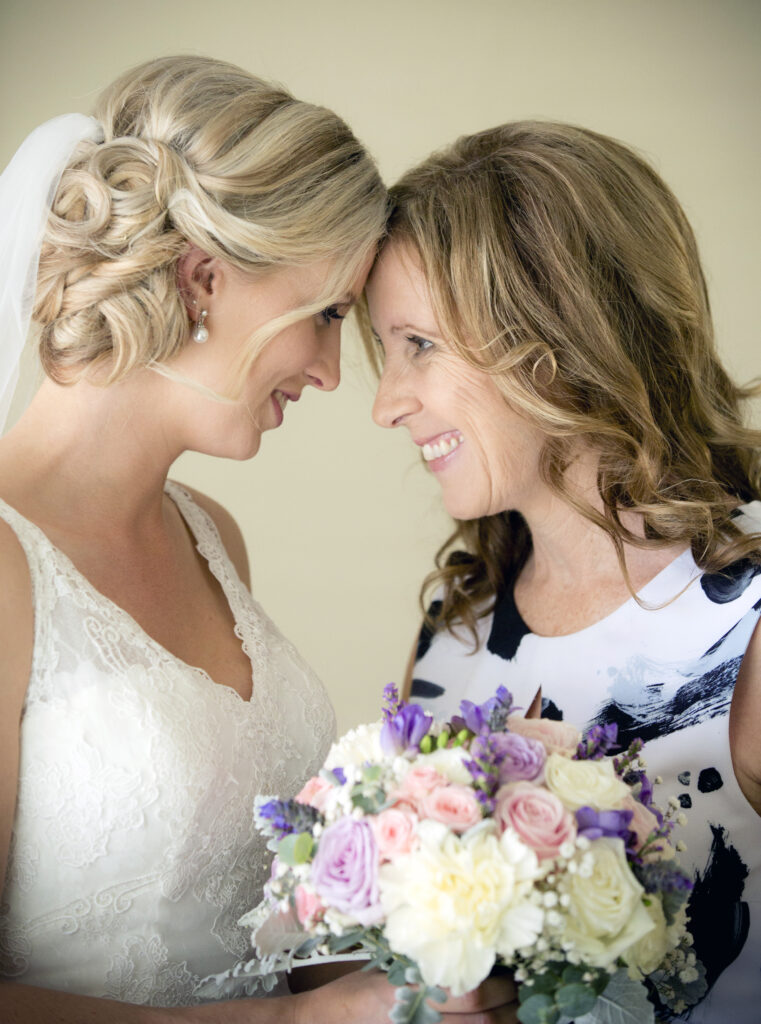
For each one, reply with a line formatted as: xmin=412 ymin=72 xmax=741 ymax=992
xmin=406 ymin=334 xmax=433 ymax=354
xmin=319 ymin=305 xmax=345 ymax=325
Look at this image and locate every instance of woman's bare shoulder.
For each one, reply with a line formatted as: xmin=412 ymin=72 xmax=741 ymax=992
xmin=0 ymin=517 xmax=34 ymax=705
xmin=174 ymin=482 xmax=251 ymax=589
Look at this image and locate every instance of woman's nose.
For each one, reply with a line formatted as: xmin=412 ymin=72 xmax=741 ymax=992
xmin=372 ymin=364 xmax=421 ymax=428
xmin=306 ymin=332 xmax=341 ymax=391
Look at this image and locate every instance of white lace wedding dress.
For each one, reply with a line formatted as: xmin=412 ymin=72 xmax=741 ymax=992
xmin=0 ymin=480 xmax=336 ymax=1004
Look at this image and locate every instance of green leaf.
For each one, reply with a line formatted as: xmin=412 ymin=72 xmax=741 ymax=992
xmin=389 ymin=985 xmax=443 ymax=1024
xmin=326 ymin=929 xmax=365 ymax=953
xmin=560 ymin=965 xmax=586 ymax=986
xmin=276 ymin=831 xmax=313 ymax=865
xmin=519 ymin=972 xmax=560 ymax=1001
xmin=574 ymin=970 xmax=654 ymax=1024
xmin=517 ymin=993 xmax=560 ymax=1024
xmin=555 ymin=983 xmax=598 ymax=1018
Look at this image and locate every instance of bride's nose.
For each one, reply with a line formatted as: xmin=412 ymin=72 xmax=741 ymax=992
xmin=305 ymin=332 xmax=341 ymax=391
xmin=372 ymin=364 xmax=421 ymax=428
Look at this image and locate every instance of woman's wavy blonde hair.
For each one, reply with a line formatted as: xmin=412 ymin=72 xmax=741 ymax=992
xmin=361 ymin=121 xmax=761 ymax=643
xmin=33 ymin=55 xmax=387 ymax=391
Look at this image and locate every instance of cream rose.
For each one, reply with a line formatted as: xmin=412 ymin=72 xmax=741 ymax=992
xmin=544 ymin=752 xmax=630 ymax=811
xmin=417 ymin=746 xmax=473 ymax=786
xmin=379 ymin=820 xmax=543 ymax=996
xmin=624 ymin=894 xmax=671 ymax=977
xmin=507 ymin=716 xmax=581 ymax=757
xmin=559 ymin=838 xmax=655 ymax=966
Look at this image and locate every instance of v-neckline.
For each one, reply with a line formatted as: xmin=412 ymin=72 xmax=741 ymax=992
xmin=0 ymin=481 xmax=258 ymax=705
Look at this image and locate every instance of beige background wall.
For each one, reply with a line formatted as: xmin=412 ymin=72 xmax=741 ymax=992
xmin=1 ymin=0 xmax=759 ymax=731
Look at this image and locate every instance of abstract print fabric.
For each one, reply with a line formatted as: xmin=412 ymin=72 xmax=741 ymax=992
xmin=411 ymin=504 xmax=761 ymax=1022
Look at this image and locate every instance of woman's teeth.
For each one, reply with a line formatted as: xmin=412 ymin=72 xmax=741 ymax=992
xmin=422 ymin=433 xmax=463 ymax=462
xmin=274 ymin=390 xmax=288 ymax=412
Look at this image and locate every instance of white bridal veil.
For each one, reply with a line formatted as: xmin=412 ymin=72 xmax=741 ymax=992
xmin=0 ymin=114 xmax=103 ymax=432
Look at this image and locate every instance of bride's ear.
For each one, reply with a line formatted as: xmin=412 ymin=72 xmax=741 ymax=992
xmin=177 ymin=246 xmax=215 ymax=315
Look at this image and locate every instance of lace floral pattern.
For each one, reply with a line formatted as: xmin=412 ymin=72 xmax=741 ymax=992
xmin=0 ymin=481 xmax=336 ymax=1001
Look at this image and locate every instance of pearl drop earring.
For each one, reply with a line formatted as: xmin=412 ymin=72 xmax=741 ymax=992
xmin=193 ymin=309 xmax=209 ymax=344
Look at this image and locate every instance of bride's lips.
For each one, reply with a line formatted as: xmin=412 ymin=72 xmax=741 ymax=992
xmin=415 ymin=430 xmax=464 ymax=471
xmin=270 ymin=389 xmax=300 ymax=427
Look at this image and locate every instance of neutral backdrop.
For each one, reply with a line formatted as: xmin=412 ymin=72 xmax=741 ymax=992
xmin=1 ymin=0 xmax=759 ymax=731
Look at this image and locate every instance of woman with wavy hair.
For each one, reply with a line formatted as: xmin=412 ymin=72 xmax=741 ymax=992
xmin=0 ymin=57 xmax=516 ymax=1023
xmin=366 ymin=121 xmax=761 ymax=1021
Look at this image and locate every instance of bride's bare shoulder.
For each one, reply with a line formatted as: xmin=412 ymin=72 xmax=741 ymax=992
xmin=0 ymin=515 xmax=34 ymax=705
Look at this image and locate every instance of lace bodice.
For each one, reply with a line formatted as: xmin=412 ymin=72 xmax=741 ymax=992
xmin=0 ymin=480 xmax=336 ymax=1004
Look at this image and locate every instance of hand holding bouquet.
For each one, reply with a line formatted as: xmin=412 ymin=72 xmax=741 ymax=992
xmin=198 ymin=686 xmax=706 ymax=1024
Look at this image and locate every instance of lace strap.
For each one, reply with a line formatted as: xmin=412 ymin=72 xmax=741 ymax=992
xmin=0 ymin=497 xmax=52 ymax=598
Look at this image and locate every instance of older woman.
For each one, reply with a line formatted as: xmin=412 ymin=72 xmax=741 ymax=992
xmin=365 ymin=121 xmax=761 ymax=1022
xmin=0 ymin=56 xmax=516 ymax=1024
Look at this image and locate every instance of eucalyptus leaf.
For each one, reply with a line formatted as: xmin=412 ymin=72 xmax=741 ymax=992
xmin=389 ymin=985 xmax=443 ymax=1024
xmin=556 ymin=982 xmax=598 ymax=1017
xmin=517 ymin=993 xmax=560 ymax=1024
xmin=575 ymin=970 xmax=654 ymax=1024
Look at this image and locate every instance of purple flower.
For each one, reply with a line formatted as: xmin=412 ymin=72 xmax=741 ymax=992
xmin=331 ymin=767 xmax=347 ymax=785
xmin=575 ymin=805 xmax=635 ymax=845
xmin=492 ymin=732 xmax=546 ymax=783
xmin=382 ymin=683 xmax=402 ymax=722
xmin=255 ymin=798 xmax=322 ymax=839
xmin=458 ymin=686 xmax=514 ymax=735
xmin=380 ymin=703 xmax=433 ymax=756
xmin=576 ymin=723 xmax=620 ymax=760
xmin=311 ymin=818 xmax=383 ymax=926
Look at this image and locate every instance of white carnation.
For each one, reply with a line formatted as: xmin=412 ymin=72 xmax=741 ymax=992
xmin=324 ymin=721 xmax=384 ymax=771
xmin=379 ymin=819 xmax=544 ymax=996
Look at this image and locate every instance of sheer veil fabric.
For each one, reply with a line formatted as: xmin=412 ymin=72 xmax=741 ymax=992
xmin=0 ymin=114 xmax=103 ymax=432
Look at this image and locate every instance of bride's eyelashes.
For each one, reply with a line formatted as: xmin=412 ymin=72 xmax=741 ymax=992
xmin=319 ymin=305 xmax=346 ymax=325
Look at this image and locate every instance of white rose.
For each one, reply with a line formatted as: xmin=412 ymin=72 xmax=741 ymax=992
xmin=557 ymin=838 xmax=655 ymax=966
xmin=624 ymin=895 xmax=669 ymax=977
xmin=379 ymin=820 xmax=543 ymax=996
xmin=544 ymin=753 xmax=630 ymax=811
xmin=417 ymin=746 xmax=473 ymax=786
xmin=324 ymin=721 xmax=384 ymax=770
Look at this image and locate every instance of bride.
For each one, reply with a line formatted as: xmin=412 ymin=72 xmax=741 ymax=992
xmin=0 ymin=54 xmax=516 ymax=1024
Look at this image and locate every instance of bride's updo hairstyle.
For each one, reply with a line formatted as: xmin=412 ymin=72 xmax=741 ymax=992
xmin=367 ymin=121 xmax=760 ymax=641
xmin=33 ymin=55 xmax=386 ymax=389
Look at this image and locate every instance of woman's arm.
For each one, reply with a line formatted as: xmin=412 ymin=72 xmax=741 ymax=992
xmin=729 ymin=616 xmax=761 ymax=816
xmin=0 ymin=522 xmax=34 ymax=891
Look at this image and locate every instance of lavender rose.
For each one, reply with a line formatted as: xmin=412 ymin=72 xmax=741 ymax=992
xmin=311 ymin=818 xmax=383 ymax=926
xmin=493 ymin=732 xmax=546 ymax=783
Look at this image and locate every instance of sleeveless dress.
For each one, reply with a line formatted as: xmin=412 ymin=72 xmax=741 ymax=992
xmin=411 ymin=503 xmax=761 ymax=1023
xmin=0 ymin=480 xmax=336 ymax=1004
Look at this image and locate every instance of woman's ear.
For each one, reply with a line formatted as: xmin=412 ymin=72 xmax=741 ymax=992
xmin=176 ymin=246 xmax=215 ymax=315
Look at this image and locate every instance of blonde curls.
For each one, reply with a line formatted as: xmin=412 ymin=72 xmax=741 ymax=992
xmin=33 ymin=55 xmax=386 ymax=385
xmin=364 ymin=121 xmax=761 ymax=645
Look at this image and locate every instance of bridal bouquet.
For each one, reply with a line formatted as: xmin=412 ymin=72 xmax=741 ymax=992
xmin=198 ymin=685 xmax=706 ymax=1023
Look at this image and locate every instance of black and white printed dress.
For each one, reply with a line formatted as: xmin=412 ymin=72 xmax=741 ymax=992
xmin=411 ymin=503 xmax=761 ymax=1022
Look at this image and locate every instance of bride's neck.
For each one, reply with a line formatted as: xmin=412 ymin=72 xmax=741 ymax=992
xmin=0 ymin=374 xmax=180 ymax=532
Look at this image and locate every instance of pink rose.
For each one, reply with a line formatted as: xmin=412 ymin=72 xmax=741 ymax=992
xmin=495 ymin=781 xmax=577 ymax=860
xmin=295 ymin=775 xmax=332 ymax=813
xmin=419 ymin=783 xmax=482 ymax=833
xmin=393 ymin=764 xmax=448 ymax=809
xmin=294 ymin=884 xmax=324 ymax=926
xmin=370 ymin=807 xmax=418 ymax=861
xmin=619 ymin=795 xmax=671 ymax=861
xmin=507 ymin=716 xmax=581 ymax=757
